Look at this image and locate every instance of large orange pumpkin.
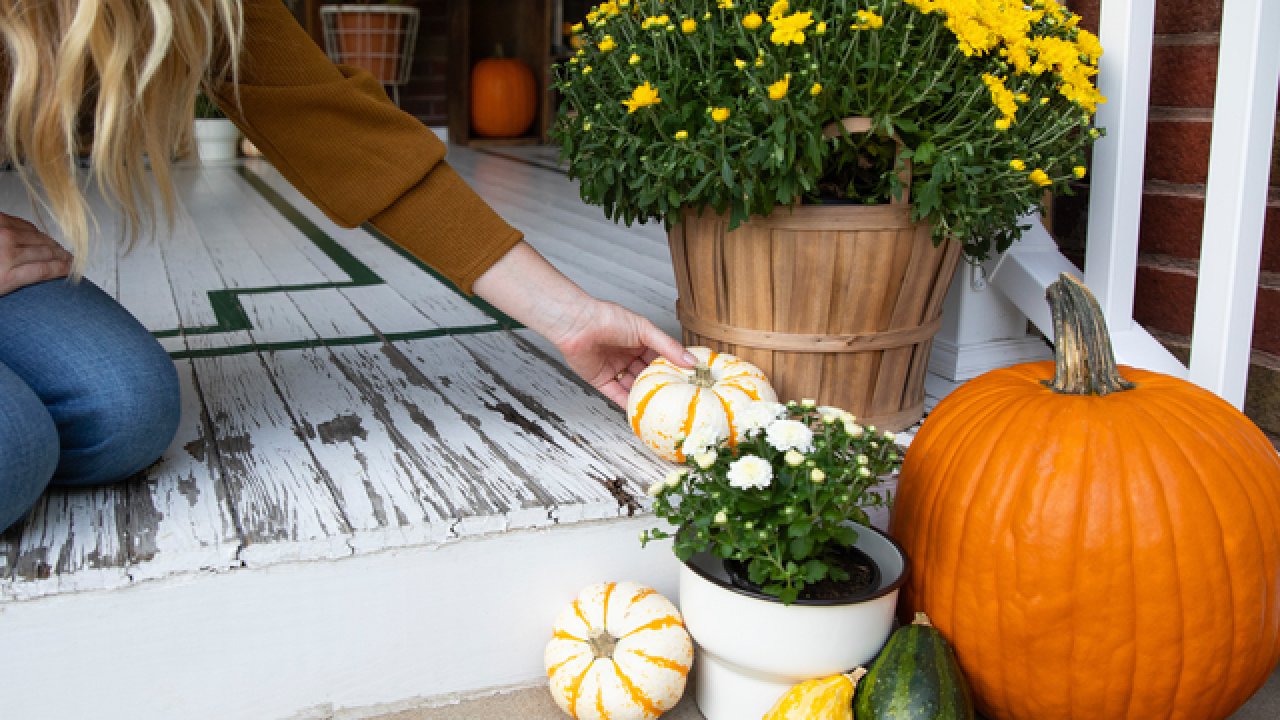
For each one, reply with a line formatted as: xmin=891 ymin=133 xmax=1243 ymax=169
xmin=890 ymin=274 xmax=1280 ymax=720
xmin=470 ymin=55 xmax=537 ymax=138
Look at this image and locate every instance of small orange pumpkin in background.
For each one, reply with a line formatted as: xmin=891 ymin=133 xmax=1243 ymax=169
xmin=470 ymin=50 xmax=537 ymax=138
xmin=626 ymin=347 xmax=777 ymax=462
xmin=545 ymin=581 xmax=693 ymax=720
xmin=890 ymin=274 xmax=1280 ymax=720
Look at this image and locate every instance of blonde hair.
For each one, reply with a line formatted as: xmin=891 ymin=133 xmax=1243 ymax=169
xmin=0 ymin=0 xmax=243 ymax=276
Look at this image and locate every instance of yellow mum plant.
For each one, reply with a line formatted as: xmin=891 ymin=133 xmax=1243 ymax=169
xmin=552 ymin=0 xmax=1105 ymax=260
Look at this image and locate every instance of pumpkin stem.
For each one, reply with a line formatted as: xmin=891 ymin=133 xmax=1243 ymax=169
xmin=913 ymin=611 xmax=932 ymax=627
xmin=1043 ymin=273 xmax=1136 ymax=396
xmin=692 ymin=364 xmax=715 ymax=388
xmin=587 ymin=630 xmax=618 ymax=659
xmin=844 ymin=667 xmax=868 ymax=687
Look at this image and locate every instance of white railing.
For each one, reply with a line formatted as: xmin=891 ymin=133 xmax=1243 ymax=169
xmin=935 ymin=0 xmax=1280 ymax=410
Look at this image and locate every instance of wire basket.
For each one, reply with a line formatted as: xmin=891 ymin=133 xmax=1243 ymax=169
xmin=320 ymin=5 xmax=420 ymax=104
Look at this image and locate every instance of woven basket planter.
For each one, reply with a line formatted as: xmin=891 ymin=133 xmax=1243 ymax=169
xmin=667 ymin=202 xmax=960 ymax=431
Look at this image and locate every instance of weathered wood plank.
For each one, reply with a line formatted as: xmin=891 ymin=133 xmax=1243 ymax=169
xmin=244 ymin=161 xmax=495 ymax=327
xmin=185 ymin=167 xmax=340 ymax=286
xmin=124 ymin=359 xmax=241 ymax=582
xmin=390 ymin=334 xmax=654 ymax=524
xmin=6 ymin=485 xmax=131 ymax=598
xmin=157 ymin=185 xmax=353 ymax=563
xmin=457 ymin=331 xmax=674 ymax=510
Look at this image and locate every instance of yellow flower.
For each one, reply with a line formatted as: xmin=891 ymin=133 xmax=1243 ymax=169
xmin=629 ymin=53 xmax=641 ymax=65
xmin=743 ymin=12 xmax=763 ymax=29
xmin=570 ymin=22 xmax=583 ymax=33
xmin=641 ymin=14 xmax=670 ymax=29
xmin=597 ymin=35 xmax=616 ymax=52
xmin=599 ymin=1 xmax=620 ymax=16
xmin=1009 ymin=159 xmax=1026 ymax=171
xmin=755 ymin=56 xmax=765 ymax=67
xmin=810 ymin=82 xmax=822 ymax=96
xmin=767 ymin=0 xmax=789 ymax=21
xmin=994 ymin=117 xmax=1011 ymax=130
xmin=767 ymin=75 xmax=790 ymax=100
xmin=675 ymin=130 xmax=689 ymax=141
xmin=582 ymin=65 xmax=593 ymax=75
xmin=1029 ymin=169 xmax=1052 ymax=187
xmin=770 ymin=10 xmax=814 ymax=45
xmin=582 ymin=121 xmax=591 ymax=131
xmin=717 ymin=0 xmax=734 ymax=8
xmin=1073 ymin=165 xmax=1087 ymax=178
xmin=711 ymin=106 xmax=731 ymax=122
xmin=682 ymin=18 xmax=697 ymax=33
xmin=852 ymin=10 xmax=884 ymax=30
xmin=622 ymin=81 xmax=661 ymax=113
xmin=734 ymin=58 xmax=747 ymax=69
xmin=816 ymin=21 xmax=827 ymax=35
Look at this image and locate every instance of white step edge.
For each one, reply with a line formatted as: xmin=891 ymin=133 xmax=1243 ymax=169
xmin=0 ymin=516 xmax=679 ymax=720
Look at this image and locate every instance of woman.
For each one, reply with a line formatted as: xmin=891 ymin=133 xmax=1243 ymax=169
xmin=0 ymin=0 xmax=691 ymax=531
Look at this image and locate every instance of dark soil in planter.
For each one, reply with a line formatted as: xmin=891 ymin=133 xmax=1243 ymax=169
xmin=724 ymin=544 xmax=881 ymax=603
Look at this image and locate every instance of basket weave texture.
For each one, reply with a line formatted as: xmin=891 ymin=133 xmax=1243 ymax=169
xmin=668 ymin=204 xmax=960 ymax=431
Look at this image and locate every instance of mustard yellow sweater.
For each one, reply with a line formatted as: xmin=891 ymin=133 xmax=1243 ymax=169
xmin=214 ymin=0 xmax=523 ymax=293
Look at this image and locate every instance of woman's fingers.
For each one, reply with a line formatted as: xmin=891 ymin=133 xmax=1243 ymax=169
xmin=0 ymin=222 xmax=72 ymax=295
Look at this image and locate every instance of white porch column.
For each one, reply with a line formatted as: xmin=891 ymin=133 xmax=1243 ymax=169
xmin=1188 ymin=0 xmax=1280 ymax=409
xmin=1084 ymin=0 xmax=1157 ymax=330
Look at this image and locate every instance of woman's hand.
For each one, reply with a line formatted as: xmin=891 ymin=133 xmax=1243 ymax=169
xmin=550 ymin=298 xmax=692 ymax=406
xmin=0 ymin=213 xmax=72 ymax=296
xmin=473 ymin=240 xmax=694 ymax=406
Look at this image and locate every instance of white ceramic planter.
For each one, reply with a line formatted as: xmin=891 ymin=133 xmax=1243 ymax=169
xmin=193 ymin=118 xmax=240 ymax=162
xmin=678 ymin=526 xmax=908 ymax=720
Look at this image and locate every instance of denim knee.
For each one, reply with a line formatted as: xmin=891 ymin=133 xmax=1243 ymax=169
xmin=51 ymin=350 xmax=181 ymax=486
xmin=0 ymin=367 xmax=59 ymax=531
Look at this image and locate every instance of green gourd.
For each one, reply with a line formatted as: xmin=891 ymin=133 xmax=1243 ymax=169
xmin=855 ymin=612 xmax=975 ymax=720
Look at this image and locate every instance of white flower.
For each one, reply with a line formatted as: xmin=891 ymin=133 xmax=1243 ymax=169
xmin=784 ymin=449 xmax=805 ymax=466
xmin=694 ymin=450 xmax=718 ymax=469
xmin=858 ymin=466 xmax=872 ymax=477
xmin=883 ymin=431 xmax=897 ymax=443
xmin=857 ymin=454 xmax=869 ymax=465
xmin=646 ymin=480 xmax=666 ymax=497
xmin=727 ymin=455 xmax=774 ymax=489
xmin=681 ymin=422 xmax=726 ymax=457
xmin=714 ymin=511 xmax=729 ymax=524
xmin=811 ymin=468 xmax=826 ymax=483
xmin=738 ymin=401 xmax=787 ymax=435
xmin=664 ymin=468 xmax=688 ymax=488
xmin=843 ymin=418 xmax=864 ymax=436
xmin=800 ymin=398 xmax=816 ymax=408
xmin=765 ymin=419 xmax=814 ymax=453
xmin=818 ymin=406 xmax=843 ymax=424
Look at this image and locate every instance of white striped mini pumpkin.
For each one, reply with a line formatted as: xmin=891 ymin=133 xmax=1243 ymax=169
xmin=625 ymin=347 xmax=777 ymax=462
xmin=545 ymin=581 xmax=693 ymax=720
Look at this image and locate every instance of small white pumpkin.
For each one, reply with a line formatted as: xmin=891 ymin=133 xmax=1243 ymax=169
xmin=626 ymin=346 xmax=777 ymax=462
xmin=545 ymin=581 xmax=693 ymax=720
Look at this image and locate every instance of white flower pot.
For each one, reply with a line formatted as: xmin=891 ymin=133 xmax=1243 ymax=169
xmin=193 ymin=118 xmax=240 ymax=162
xmin=678 ymin=526 xmax=908 ymax=720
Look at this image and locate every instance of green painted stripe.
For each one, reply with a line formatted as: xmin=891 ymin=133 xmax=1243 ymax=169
xmin=169 ymin=323 xmax=506 ymax=360
xmin=144 ymin=165 xmax=526 ymax=357
xmin=236 ymin=166 xmax=381 ymax=285
xmin=357 ymin=223 xmax=517 ymax=328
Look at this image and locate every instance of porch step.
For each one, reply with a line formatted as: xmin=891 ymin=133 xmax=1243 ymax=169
xmin=0 ymin=517 xmax=684 ymax=720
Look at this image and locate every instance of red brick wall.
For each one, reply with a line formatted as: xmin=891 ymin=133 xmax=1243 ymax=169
xmin=1063 ymin=0 xmax=1280 ymax=359
xmin=398 ymin=0 xmax=450 ymax=125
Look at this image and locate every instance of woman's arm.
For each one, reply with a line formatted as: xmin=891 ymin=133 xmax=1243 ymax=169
xmin=473 ymin=241 xmax=693 ymax=406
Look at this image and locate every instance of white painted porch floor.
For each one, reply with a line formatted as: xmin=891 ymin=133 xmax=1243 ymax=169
xmin=0 ymin=143 xmax=1275 ymax=719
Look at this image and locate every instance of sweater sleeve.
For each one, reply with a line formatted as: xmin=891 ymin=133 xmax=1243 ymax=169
xmin=212 ymin=0 xmax=523 ymax=293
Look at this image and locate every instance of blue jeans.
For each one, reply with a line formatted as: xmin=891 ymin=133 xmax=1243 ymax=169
xmin=0 ymin=279 xmax=180 ymax=532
